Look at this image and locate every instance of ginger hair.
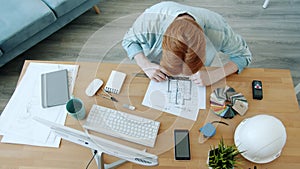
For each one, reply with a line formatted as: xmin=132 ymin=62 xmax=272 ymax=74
xmin=161 ymin=16 xmax=206 ymax=75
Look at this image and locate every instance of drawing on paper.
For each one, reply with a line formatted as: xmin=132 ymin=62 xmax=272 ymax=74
xmin=142 ymin=76 xmax=206 ymax=121
xmin=167 ymin=78 xmax=192 ymax=105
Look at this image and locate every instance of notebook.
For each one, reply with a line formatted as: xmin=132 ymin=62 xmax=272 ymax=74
xmin=104 ymin=70 xmax=126 ymax=94
xmin=41 ymin=69 xmax=70 ymax=108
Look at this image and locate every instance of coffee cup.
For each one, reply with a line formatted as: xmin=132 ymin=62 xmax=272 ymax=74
xmin=66 ymin=98 xmax=86 ymax=120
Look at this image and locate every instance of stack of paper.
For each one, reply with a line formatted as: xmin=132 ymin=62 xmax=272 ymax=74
xmin=0 ymin=62 xmax=78 ymax=147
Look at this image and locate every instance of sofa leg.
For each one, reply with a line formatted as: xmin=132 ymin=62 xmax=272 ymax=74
xmin=93 ymin=5 xmax=100 ymax=14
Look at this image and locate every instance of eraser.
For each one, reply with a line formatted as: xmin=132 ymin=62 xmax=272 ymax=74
xmin=123 ymin=104 xmax=135 ymax=110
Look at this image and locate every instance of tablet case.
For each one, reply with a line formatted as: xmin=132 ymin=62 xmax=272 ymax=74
xmin=41 ymin=69 xmax=70 ymax=108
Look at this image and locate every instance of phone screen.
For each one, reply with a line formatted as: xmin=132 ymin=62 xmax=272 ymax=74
xmin=174 ymin=130 xmax=190 ymax=160
xmin=252 ymin=80 xmax=263 ymax=100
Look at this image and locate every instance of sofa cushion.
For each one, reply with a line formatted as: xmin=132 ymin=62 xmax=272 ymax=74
xmin=42 ymin=0 xmax=88 ymax=17
xmin=0 ymin=0 xmax=56 ymax=53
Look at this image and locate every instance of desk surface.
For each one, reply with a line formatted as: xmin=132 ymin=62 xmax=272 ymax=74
xmin=0 ymin=60 xmax=300 ymax=169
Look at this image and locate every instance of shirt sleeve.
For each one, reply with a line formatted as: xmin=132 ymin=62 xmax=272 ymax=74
xmin=122 ymin=2 xmax=179 ymax=61
xmin=122 ymin=28 xmax=144 ymax=60
xmin=221 ymin=25 xmax=252 ymax=73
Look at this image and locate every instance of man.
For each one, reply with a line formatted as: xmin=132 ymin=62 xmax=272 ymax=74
xmin=122 ymin=1 xmax=252 ymax=86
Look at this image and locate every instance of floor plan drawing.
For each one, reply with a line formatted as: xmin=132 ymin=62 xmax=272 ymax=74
xmin=142 ymin=78 xmax=206 ymax=121
xmin=167 ymin=79 xmax=192 ymax=106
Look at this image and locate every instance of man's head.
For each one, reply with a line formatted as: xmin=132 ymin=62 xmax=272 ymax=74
xmin=161 ymin=16 xmax=206 ymax=76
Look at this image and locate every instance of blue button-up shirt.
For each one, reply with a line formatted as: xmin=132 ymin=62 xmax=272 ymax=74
xmin=122 ymin=1 xmax=252 ymax=73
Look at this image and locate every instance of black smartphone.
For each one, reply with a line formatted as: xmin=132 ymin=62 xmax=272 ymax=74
xmin=174 ymin=129 xmax=191 ymax=160
xmin=252 ymin=80 xmax=263 ymax=100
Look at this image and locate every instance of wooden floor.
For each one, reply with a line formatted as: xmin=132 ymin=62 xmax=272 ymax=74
xmin=0 ymin=0 xmax=300 ymax=113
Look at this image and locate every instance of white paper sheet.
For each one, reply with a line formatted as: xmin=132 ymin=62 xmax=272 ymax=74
xmin=142 ymin=79 xmax=206 ymax=121
xmin=0 ymin=62 xmax=78 ymax=147
xmin=1 ymin=111 xmax=67 ymax=147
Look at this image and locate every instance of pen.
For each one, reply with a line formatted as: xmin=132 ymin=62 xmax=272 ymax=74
xmin=160 ymin=71 xmax=190 ymax=80
xmin=100 ymin=95 xmax=118 ymax=102
xmin=133 ymin=72 xmax=171 ymax=79
xmin=161 ymin=71 xmax=190 ymax=81
xmin=134 ymin=72 xmax=189 ymax=81
xmin=167 ymin=76 xmax=190 ymax=81
xmin=99 ymin=89 xmax=118 ymax=102
xmin=132 ymin=73 xmax=148 ymax=78
xmin=160 ymin=71 xmax=170 ymax=79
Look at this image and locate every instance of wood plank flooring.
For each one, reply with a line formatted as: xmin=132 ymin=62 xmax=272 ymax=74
xmin=0 ymin=0 xmax=299 ymax=113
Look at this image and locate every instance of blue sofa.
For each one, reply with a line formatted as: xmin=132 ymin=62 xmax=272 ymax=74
xmin=0 ymin=0 xmax=100 ymax=67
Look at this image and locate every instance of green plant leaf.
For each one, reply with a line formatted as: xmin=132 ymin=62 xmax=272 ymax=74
xmin=208 ymin=137 xmax=242 ymax=169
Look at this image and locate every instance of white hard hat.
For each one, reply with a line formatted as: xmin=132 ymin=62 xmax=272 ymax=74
xmin=234 ymin=114 xmax=287 ymax=163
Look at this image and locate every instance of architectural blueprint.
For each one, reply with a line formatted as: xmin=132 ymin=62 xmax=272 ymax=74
xmin=167 ymin=78 xmax=192 ymax=105
xmin=142 ymin=78 xmax=206 ymax=121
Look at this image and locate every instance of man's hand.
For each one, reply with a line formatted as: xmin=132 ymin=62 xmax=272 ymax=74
xmin=142 ymin=62 xmax=168 ymax=82
xmin=190 ymin=62 xmax=239 ymax=86
xmin=134 ymin=53 xmax=169 ymax=82
xmin=190 ymin=70 xmax=214 ymax=86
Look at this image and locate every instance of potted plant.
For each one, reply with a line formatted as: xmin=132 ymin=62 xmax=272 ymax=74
xmin=207 ymin=138 xmax=242 ymax=169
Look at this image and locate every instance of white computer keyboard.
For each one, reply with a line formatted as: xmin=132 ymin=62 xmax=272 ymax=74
xmin=83 ymin=104 xmax=160 ymax=147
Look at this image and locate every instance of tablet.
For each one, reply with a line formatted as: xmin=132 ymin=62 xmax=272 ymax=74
xmin=41 ymin=69 xmax=70 ymax=108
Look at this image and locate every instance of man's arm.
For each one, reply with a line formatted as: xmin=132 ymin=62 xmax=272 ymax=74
xmin=221 ymin=26 xmax=252 ymax=74
xmin=190 ymin=61 xmax=238 ymax=86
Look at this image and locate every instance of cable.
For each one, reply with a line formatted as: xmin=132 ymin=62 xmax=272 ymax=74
xmin=211 ymin=121 xmax=229 ymax=126
xmin=86 ymin=150 xmax=98 ymax=169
